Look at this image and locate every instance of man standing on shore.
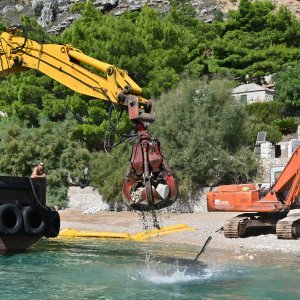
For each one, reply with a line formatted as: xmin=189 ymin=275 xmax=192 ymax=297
xmin=31 ymin=161 xmax=46 ymax=178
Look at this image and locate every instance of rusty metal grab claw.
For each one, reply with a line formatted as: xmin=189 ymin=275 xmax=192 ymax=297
xmin=122 ymin=123 xmax=178 ymax=211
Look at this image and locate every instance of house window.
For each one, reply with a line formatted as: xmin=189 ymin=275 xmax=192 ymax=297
xmin=275 ymin=145 xmax=281 ymax=158
xmin=240 ymin=94 xmax=247 ymax=104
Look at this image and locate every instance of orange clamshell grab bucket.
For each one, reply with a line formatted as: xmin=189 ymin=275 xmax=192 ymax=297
xmin=122 ymin=124 xmax=178 ymax=211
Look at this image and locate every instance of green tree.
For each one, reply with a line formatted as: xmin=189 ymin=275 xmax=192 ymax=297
xmin=245 ymin=101 xmax=285 ymax=124
xmin=90 ymin=148 xmax=129 ymax=202
xmin=210 ymin=1 xmax=300 ymax=79
xmin=91 ymin=78 xmax=259 ymax=203
xmin=272 ymin=117 xmax=299 ymax=135
xmin=226 ymin=0 xmax=275 ymax=32
xmin=170 ymin=0 xmax=196 ymax=18
xmin=245 ymin=101 xmax=286 ymax=145
xmin=275 ymin=64 xmax=300 ymax=107
xmin=244 ymin=102 xmax=291 ymax=143
xmin=246 ymin=122 xmax=282 ymax=145
xmin=0 ymin=17 xmax=7 ymax=32
xmin=63 ymin=4 xmax=216 ymax=97
xmin=150 ymin=78 xmax=258 ymax=196
xmin=0 ymin=116 xmax=90 ymax=208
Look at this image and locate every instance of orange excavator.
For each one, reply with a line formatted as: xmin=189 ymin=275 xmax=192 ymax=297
xmin=0 ymin=26 xmax=178 ymax=212
xmin=207 ymin=146 xmax=300 ymax=239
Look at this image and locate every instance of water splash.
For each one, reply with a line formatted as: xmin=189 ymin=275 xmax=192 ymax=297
xmin=132 ymin=254 xmax=213 ymax=284
xmin=138 ymin=211 xmax=149 ymax=230
xmin=138 ymin=211 xmax=162 ymax=230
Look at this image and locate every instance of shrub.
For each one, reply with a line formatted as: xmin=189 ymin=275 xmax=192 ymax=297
xmin=272 ymin=117 xmax=299 ymax=135
xmin=34 ymin=1 xmax=44 ymax=17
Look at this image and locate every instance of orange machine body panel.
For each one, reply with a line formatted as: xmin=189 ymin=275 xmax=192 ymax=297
xmin=207 ymin=146 xmax=300 ymax=213
xmin=207 ymin=184 xmax=283 ymax=212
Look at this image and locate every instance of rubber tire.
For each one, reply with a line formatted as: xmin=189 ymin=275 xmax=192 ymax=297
xmin=0 ymin=204 xmax=23 ymax=235
xmin=45 ymin=210 xmax=60 ymax=238
xmin=22 ymin=206 xmax=47 ymax=236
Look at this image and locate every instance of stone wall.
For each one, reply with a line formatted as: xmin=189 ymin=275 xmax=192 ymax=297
xmin=67 ymin=186 xmax=108 ymax=213
xmin=259 ymin=156 xmax=288 ymax=185
xmin=67 ymin=185 xmax=209 ymax=213
xmin=257 ymin=136 xmax=300 ymax=184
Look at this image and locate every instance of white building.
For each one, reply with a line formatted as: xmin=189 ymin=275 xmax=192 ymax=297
xmin=232 ymin=83 xmax=274 ymax=104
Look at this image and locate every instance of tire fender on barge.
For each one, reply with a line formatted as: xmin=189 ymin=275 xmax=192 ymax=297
xmin=0 ymin=204 xmax=23 ymax=235
xmin=0 ymin=176 xmax=60 ymax=252
xmin=22 ymin=206 xmax=47 ymax=236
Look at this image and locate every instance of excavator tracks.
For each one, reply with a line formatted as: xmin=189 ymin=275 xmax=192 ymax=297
xmin=224 ymin=217 xmax=249 ymax=238
xmin=276 ymin=213 xmax=300 ymax=239
xmin=224 ymin=213 xmax=300 ymax=239
xmin=224 ymin=214 xmax=281 ymax=238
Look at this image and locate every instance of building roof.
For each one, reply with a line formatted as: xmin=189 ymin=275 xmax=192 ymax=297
xmin=232 ymin=83 xmax=274 ymax=94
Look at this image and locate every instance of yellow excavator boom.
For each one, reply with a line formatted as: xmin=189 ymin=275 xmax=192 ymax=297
xmin=0 ymin=29 xmax=147 ymax=107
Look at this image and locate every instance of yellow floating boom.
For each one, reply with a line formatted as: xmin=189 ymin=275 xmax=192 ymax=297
xmin=131 ymin=224 xmax=195 ymax=241
xmin=58 ymin=224 xmax=195 ymax=241
xmin=59 ymin=228 xmax=131 ymax=239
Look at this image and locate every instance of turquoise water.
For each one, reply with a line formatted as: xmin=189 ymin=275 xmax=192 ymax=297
xmin=0 ymin=239 xmax=300 ymax=300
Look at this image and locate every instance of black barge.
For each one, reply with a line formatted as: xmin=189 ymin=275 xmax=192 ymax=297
xmin=0 ymin=176 xmax=60 ymax=252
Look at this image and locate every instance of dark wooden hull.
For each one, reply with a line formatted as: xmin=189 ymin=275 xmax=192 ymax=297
xmin=0 ymin=176 xmax=60 ymax=252
xmin=0 ymin=233 xmax=41 ymax=252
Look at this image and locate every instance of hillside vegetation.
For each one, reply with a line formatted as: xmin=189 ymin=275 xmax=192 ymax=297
xmin=0 ymin=0 xmax=299 ymax=206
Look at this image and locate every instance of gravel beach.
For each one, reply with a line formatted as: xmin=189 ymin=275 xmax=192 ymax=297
xmin=59 ymin=209 xmax=300 ymax=256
